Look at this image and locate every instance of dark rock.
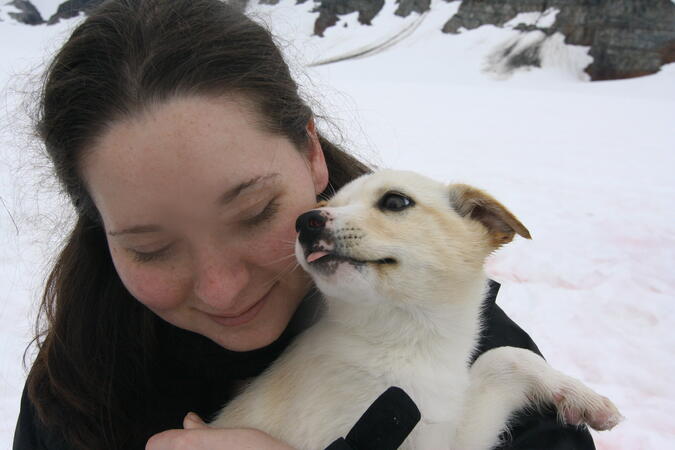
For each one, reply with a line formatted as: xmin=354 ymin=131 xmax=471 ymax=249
xmin=443 ymin=0 xmax=541 ymax=33
xmin=505 ymin=39 xmax=542 ymax=71
xmin=395 ymin=0 xmax=431 ymax=18
xmin=311 ymin=0 xmax=385 ymax=37
xmin=442 ymin=0 xmax=675 ymax=80
xmin=47 ymin=0 xmax=104 ymax=25
xmin=228 ymin=0 xmax=250 ymax=11
xmin=558 ymin=0 xmax=675 ymax=80
xmin=6 ymin=0 xmax=44 ymax=25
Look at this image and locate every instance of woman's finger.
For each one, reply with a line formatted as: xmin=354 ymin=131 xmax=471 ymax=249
xmin=146 ymin=428 xmax=296 ymax=450
xmin=183 ymin=412 xmax=208 ymax=429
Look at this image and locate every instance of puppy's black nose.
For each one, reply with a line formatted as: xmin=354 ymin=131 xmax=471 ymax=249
xmin=296 ymin=210 xmax=327 ymax=246
xmin=295 ymin=210 xmax=326 ymax=233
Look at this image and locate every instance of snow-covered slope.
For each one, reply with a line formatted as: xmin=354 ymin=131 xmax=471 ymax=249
xmin=1 ymin=0 xmax=674 ymax=448
xmin=251 ymin=0 xmax=593 ymax=82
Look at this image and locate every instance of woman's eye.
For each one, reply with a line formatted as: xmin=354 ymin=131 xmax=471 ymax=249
xmin=243 ymin=199 xmax=279 ymax=226
xmin=131 ymin=244 xmax=173 ymax=263
xmin=378 ymin=192 xmax=414 ymax=212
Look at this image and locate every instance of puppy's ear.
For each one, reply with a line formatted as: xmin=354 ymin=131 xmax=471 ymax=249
xmin=449 ymin=183 xmax=531 ymax=247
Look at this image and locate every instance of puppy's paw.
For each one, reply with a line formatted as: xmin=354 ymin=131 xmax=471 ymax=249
xmin=552 ymin=382 xmax=624 ymax=431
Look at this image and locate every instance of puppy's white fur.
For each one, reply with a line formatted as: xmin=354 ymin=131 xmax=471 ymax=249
xmin=211 ymin=170 xmax=621 ymax=449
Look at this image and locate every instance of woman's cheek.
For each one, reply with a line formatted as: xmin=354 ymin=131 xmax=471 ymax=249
xmin=265 ymin=212 xmax=302 ymax=263
xmin=109 ymin=247 xmax=190 ymax=311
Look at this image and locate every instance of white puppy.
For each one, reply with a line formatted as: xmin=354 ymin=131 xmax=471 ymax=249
xmin=211 ymin=170 xmax=621 ymax=449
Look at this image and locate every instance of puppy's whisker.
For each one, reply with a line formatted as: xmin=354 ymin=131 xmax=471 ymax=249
xmin=318 ymin=182 xmax=337 ymax=201
xmin=326 ymin=181 xmax=337 ymax=198
xmin=260 ymin=252 xmax=298 ymax=266
xmin=268 ymin=264 xmax=300 ymax=289
xmin=259 ymin=260 xmax=299 ymax=289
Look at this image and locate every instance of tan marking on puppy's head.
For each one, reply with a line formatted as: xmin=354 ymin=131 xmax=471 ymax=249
xmin=448 ymin=183 xmax=531 ymax=249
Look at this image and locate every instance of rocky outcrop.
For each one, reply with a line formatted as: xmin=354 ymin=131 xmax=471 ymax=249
xmin=395 ymin=0 xmax=431 ymax=18
xmin=309 ymin=0 xmax=434 ymax=35
xmin=46 ymin=0 xmax=104 ymax=24
xmin=309 ymin=0 xmax=386 ymax=37
xmin=6 ymin=0 xmax=43 ymax=25
xmin=8 ymin=0 xmax=673 ymax=81
xmin=442 ymin=0 xmax=675 ymax=80
xmin=228 ymin=0 xmax=250 ymax=11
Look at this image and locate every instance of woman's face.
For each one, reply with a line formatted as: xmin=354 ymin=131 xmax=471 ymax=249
xmin=81 ymin=94 xmax=328 ymax=351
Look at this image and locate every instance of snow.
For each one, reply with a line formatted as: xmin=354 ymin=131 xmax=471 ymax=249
xmin=1 ymin=0 xmax=674 ymax=448
xmin=484 ymin=29 xmax=593 ymax=81
xmin=30 ymin=0 xmax=62 ymax=22
xmin=536 ymin=8 xmax=560 ymax=28
xmin=0 ymin=3 xmax=21 ymax=22
xmin=505 ymin=8 xmax=560 ymax=29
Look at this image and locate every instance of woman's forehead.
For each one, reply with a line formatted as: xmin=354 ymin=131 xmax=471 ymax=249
xmin=86 ymin=96 xmax=292 ymax=183
xmin=94 ymin=95 xmax=271 ymax=158
xmin=82 ymin=95 xmax=303 ymax=227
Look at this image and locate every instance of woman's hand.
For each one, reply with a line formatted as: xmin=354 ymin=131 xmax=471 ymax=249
xmin=146 ymin=412 xmax=295 ymax=450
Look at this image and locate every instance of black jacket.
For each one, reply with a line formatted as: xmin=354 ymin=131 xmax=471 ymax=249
xmin=13 ymin=280 xmax=594 ymax=449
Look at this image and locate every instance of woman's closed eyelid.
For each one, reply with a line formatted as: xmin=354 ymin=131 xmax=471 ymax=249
xmin=129 ymin=243 xmax=174 ymax=263
xmin=242 ymin=199 xmax=280 ymax=226
xmin=126 ymin=200 xmax=281 ymax=264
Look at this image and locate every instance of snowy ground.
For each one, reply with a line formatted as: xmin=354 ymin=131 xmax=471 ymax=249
xmin=1 ymin=0 xmax=674 ymax=448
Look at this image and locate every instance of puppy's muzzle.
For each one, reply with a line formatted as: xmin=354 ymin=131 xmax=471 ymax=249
xmin=295 ymin=210 xmax=328 ymax=248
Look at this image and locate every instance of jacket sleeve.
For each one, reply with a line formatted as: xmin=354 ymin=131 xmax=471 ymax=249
xmin=13 ymin=384 xmax=69 ymax=450
xmin=474 ymin=280 xmax=596 ymax=450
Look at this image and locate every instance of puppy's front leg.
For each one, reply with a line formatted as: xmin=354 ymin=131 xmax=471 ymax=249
xmin=454 ymin=346 xmax=622 ymax=450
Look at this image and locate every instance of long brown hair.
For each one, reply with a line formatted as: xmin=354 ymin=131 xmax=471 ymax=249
xmin=27 ymin=0 xmax=371 ymax=448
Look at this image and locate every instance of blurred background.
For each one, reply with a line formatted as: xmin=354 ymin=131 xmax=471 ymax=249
xmin=1 ymin=1 xmax=673 ymax=448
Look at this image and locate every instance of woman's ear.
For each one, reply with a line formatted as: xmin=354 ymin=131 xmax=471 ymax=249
xmin=306 ymin=118 xmax=329 ymax=197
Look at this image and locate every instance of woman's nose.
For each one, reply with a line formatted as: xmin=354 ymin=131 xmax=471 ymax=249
xmin=192 ymin=254 xmax=249 ymax=311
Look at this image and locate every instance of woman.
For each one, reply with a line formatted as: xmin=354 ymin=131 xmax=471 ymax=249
xmin=12 ymin=0 xmax=596 ymax=449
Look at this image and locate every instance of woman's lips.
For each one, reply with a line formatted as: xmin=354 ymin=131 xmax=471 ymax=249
xmin=207 ymin=282 xmax=276 ymax=327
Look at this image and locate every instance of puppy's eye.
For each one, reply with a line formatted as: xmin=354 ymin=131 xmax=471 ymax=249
xmin=379 ymin=192 xmax=414 ymax=212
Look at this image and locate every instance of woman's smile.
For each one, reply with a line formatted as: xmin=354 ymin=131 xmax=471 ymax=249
xmin=204 ymin=281 xmax=278 ymax=327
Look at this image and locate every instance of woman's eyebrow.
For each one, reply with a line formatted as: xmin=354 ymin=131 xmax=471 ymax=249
xmin=216 ymin=172 xmax=280 ymax=206
xmin=108 ymin=173 xmax=281 ymax=237
xmin=108 ymin=224 xmax=162 ymax=236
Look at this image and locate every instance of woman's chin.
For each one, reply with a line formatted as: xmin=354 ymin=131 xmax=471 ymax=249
xmin=205 ymin=286 xmax=296 ymax=352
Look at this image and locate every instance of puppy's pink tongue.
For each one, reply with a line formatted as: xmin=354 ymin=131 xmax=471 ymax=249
xmin=307 ymin=251 xmax=329 ymax=263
